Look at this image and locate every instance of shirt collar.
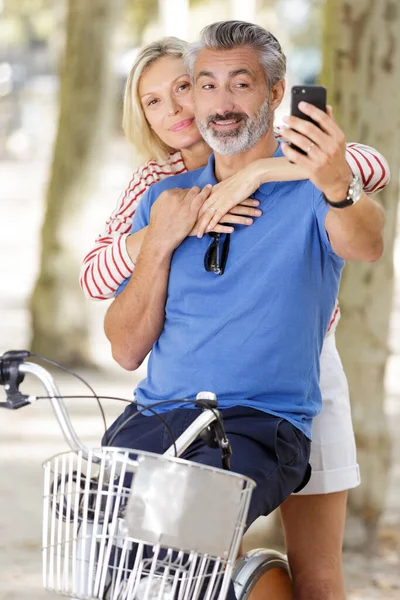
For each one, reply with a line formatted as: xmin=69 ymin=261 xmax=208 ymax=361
xmin=195 ymin=154 xmax=218 ymax=188
xmin=195 ymin=143 xmax=284 ymax=196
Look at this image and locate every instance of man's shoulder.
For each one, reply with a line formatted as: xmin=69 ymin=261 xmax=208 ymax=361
xmin=146 ymin=166 xmax=207 ymax=203
xmin=259 ymin=178 xmax=322 ymax=202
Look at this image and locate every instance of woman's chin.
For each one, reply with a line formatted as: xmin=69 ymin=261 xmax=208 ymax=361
xmin=170 ymin=133 xmax=206 ymax=152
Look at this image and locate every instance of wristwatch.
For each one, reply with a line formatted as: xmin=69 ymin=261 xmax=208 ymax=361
xmin=324 ymin=174 xmax=363 ymax=208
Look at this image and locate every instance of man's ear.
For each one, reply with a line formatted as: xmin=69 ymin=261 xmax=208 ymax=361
xmin=270 ymin=80 xmax=286 ymax=111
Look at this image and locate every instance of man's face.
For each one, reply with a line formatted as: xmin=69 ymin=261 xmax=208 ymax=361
xmin=193 ymin=47 xmax=272 ymax=155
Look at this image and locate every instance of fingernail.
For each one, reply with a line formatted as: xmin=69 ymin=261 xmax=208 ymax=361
xmin=283 ymin=116 xmax=289 ymax=123
xmin=246 ymin=218 xmax=253 ymax=224
xmin=197 ymin=232 xmax=202 ymax=238
xmin=253 ymin=200 xmax=260 ymax=206
xmin=255 ymin=209 xmax=262 ymax=216
xmin=206 ymin=225 xmax=212 ymax=231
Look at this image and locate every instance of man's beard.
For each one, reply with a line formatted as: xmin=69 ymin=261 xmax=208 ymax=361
xmin=195 ymin=96 xmax=271 ymax=156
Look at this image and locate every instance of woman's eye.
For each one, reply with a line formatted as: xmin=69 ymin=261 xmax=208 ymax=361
xmin=147 ymin=98 xmax=159 ymax=106
xmin=202 ymin=84 xmax=214 ymax=90
xmin=177 ymin=83 xmax=191 ymax=92
xmin=236 ymin=83 xmax=249 ymax=88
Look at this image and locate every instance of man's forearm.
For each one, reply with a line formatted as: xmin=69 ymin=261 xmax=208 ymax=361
xmin=326 ymin=192 xmax=385 ymax=262
xmin=104 ymin=235 xmax=173 ymax=370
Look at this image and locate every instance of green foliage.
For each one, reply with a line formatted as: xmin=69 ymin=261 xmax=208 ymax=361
xmin=125 ymin=0 xmax=159 ymax=44
xmin=3 ymin=0 xmax=53 ymax=14
xmin=3 ymin=0 xmax=54 ymax=44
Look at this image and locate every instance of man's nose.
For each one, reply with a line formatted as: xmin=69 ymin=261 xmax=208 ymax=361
xmin=212 ymin=88 xmax=236 ymax=115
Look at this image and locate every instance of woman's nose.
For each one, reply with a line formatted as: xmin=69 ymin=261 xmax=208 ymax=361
xmin=166 ymin=97 xmax=181 ymax=116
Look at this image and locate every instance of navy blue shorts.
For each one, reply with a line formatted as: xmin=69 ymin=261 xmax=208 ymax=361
xmin=103 ymin=405 xmax=310 ymax=599
xmin=103 ymin=404 xmax=310 ymax=522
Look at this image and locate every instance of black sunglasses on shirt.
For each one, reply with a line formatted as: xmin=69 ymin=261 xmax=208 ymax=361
xmin=204 ymin=232 xmax=231 ymax=276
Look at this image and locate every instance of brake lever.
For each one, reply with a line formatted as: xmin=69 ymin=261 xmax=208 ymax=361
xmin=200 ymin=417 xmax=232 ymax=471
xmin=0 ymin=350 xmax=30 ymax=409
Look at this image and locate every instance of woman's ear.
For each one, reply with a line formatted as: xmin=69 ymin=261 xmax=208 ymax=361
xmin=270 ymin=80 xmax=286 ymax=111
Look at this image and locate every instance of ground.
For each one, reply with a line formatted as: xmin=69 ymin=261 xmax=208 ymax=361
xmin=0 ymin=87 xmax=399 ymax=598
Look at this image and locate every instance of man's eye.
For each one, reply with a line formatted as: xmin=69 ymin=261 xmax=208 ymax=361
xmin=236 ymin=83 xmax=249 ymax=88
xmin=202 ymin=84 xmax=214 ymax=90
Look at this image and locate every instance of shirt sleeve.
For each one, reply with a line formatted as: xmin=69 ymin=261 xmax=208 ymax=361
xmin=79 ymin=163 xmax=155 ymax=301
xmin=345 ymin=143 xmax=390 ymax=193
xmin=115 ymin=187 xmax=153 ymax=296
xmin=312 ymin=187 xmax=344 ymax=263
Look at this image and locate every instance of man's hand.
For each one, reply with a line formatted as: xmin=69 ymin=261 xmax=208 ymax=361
xmin=147 ymin=185 xmax=212 ymax=251
xmin=280 ymin=103 xmax=353 ymax=203
xmin=280 ymin=102 xmax=384 ymax=263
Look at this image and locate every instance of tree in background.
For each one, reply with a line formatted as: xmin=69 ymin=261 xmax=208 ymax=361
xmin=29 ymin=0 xmax=121 ymax=365
xmin=125 ymin=0 xmax=158 ymax=44
xmin=321 ymin=0 xmax=400 ymax=547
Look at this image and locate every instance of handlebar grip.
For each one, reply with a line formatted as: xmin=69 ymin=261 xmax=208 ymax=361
xmin=0 ymin=350 xmax=30 ymax=409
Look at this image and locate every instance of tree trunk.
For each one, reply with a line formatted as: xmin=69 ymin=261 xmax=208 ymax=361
xmin=29 ymin=0 xmax=120 ymax=366
xmin=321 ymin=0 xmax=400 ymax=548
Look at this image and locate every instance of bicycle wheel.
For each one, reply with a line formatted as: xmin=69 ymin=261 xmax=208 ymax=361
xmin=233 ymin=548 xmax=293 ymax=600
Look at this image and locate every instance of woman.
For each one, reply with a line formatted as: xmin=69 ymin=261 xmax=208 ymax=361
xmin=80 ymin=38 xmax=390 ymax=599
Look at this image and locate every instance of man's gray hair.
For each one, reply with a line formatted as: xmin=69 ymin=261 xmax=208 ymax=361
xmin=184 ymin=21 xmax=286 ymax=88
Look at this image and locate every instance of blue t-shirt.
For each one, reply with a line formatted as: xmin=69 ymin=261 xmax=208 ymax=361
xmin=117 ymin=146 xmax=344 ymax=438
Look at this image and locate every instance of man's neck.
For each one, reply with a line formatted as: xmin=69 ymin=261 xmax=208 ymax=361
xmin=180 ymin=140 xmax=211 ymax=172
xmin=214 ymin=127 xmax=278 ymax=182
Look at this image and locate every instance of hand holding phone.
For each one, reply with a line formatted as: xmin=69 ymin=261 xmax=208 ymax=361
xmin=289 ymin=85 xmax=327 ymax=155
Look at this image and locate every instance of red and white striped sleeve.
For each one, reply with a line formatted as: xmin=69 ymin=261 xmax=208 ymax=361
xmin=80 ymin=152 xmax=186 ymax=300
xmin=345 ymin=143 xmax=391 ymax=193
xmin=325 ymin=143 xmax=390 ymax=337
xmin=80 ymin=161 xmax=168 ymax=300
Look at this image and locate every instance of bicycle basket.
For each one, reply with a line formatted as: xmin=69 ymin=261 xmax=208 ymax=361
xmin=42 ymin=447 xmax=255 ymax=600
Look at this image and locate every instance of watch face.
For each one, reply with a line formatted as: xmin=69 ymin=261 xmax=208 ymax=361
xmin=351 ymin=175 xmax=363 ymax=202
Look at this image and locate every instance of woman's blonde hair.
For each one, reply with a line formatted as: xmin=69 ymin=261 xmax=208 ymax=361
xmin=123 ymin=37 xmax=189 ymax=162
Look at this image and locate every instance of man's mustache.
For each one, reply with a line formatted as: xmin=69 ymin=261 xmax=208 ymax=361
xmin=206 ymin=112 xmax=248 ymax=125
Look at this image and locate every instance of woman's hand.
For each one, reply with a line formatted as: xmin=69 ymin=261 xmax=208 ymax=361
xmin=190 ymin=198 xmax=262 ymax=236
xmin=148 ymin=185 xmax=212 ymax=251
xmin=194 ymin=157 xmax=306 ymax=238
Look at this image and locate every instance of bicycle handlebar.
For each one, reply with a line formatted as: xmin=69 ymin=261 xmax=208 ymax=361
xmin=0 ymin=351 xmax=94 ymax=458
xmin=0 ymin=350 xmax=231 ymax=467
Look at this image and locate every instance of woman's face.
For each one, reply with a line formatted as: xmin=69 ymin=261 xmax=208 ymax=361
xmin=139 ymin=56 xmax=204 ymax=151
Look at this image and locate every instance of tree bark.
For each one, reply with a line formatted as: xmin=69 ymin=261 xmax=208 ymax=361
xmin=321 ymin=0 xmax=400 ymax=548
xmin=29 ymin=0 xmax=120 ymax=366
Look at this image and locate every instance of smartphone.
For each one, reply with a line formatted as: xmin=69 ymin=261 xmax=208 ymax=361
xmin=289 ymin=85 xmax=327 ymax=154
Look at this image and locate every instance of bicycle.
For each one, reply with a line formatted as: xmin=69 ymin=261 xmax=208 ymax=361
xmin=0 ymin=350 xmax=292 ymax=600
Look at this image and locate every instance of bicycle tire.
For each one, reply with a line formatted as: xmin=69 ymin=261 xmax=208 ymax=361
xmin=233 ymin=548 xmax=292 ymax=599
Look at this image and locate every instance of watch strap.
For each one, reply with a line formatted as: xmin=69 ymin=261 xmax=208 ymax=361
xmin=323 ymin=195 xmax=354 ymax=208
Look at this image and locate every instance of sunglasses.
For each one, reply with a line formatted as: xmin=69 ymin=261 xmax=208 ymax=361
xmin=204 ymin=232 xmax=230 ymax=275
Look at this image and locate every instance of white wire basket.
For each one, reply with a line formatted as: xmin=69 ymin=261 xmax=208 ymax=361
xmin=42 ymin=447 xmax=255 ymax=600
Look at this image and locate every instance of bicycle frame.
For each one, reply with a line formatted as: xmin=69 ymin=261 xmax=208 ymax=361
xmin=17 ymin=361 xmax=222 ymax=462
xmin=1 ymin=352 xmax=253 ymax=600
xmin=1 ymin=351 xmax=289 ymax=600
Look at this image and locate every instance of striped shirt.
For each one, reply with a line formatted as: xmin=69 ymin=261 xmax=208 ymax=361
xmin=80 ymin=142 xmax=390 ymax=332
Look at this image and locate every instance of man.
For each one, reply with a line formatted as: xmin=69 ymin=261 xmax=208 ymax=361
xmin=105 ymin=21 xmax=384 ymax=599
